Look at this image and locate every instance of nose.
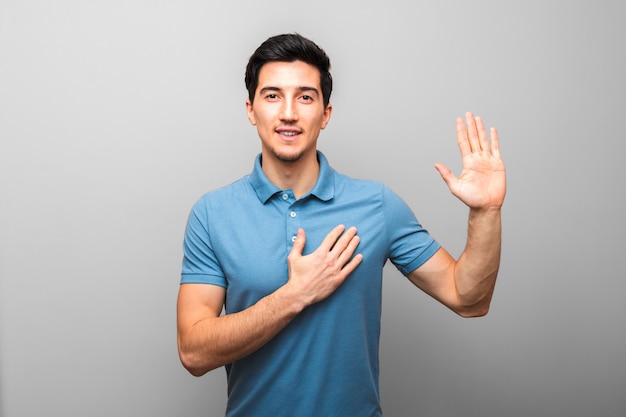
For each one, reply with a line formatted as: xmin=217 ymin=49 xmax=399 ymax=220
xmin=279 ymin=99 xmax=299 ymax=122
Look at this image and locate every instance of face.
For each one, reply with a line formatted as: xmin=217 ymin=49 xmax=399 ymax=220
xmin=246 ymin=60 xmax=332 ymax=164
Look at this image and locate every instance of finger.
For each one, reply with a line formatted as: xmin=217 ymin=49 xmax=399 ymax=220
xmin=456 ymin=117 xmax=471 ymax=157
xmin=336 ymin=231 xmax=361 ymax=266
xmin=319 ymin=224 xmax=346 ymax=252
xmin=339 ymin=252 xmax=363 ymax=278
xmin=465 ymin=112 xmax=480 ymax=152
xmin=476 ymin=116 xmax=488 ymax=151
xmin=289 ymin=228 xmax=306 ymax=257
xmin=329 ymin=226 xmax=358 ymax=256
xmin=434 ymin=163 xmax=458 ymax=191
xmin=490 ymin=126 xmax=501 ymax=158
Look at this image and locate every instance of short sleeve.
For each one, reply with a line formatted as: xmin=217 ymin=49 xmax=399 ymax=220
xmin=383 ymin=186 xmax=440 ymax=275
xmin=180 ymin=197 xmax=227 ymax=287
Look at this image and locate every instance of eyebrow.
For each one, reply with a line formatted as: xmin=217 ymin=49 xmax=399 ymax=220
xmin=259 ymin=86 xmax=320 ymax=96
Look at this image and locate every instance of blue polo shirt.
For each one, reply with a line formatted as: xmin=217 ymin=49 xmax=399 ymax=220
xmin=181 ymin=151 xmax=440 ymax=417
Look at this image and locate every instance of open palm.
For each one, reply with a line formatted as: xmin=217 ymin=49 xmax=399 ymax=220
xmin=435 ymin=113 xmax=506 ymax=210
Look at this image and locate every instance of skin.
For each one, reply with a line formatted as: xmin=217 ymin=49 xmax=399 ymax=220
xmin=245 ymin=60 xmax=332 ymax=198
xmin=409 ymin=114 xmax=505 ymax=316
xmin=177 ymin=60 xmax=506 ymax=376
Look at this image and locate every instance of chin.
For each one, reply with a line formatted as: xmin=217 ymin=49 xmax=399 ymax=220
xmin=270 ymin=148 xmax=306 ymax=163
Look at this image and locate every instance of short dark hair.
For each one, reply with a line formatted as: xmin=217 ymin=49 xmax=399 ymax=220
xmin=245 ymin=33 xmax=333 ymax=107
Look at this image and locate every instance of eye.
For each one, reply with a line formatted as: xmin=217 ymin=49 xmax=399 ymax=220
xmin=301 ymin=95 xmax=313 ymax=101
xmin=266 ymin=93 xmax=278 ymax=100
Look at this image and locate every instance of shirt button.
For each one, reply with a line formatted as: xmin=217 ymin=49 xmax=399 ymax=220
xmin=290 ymin=211 xmax=297 ymax=218
xmin=282 ymin=193 xmax=289 ymax=200
xmin=291 ymin=235 xmax=297 ymax=243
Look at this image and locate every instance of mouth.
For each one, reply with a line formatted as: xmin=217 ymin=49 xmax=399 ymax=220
xmin=276 ymin=129 xmax=301 ymax=139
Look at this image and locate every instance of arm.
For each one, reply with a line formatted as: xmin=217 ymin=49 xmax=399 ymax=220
xmin=177 ymin=225 xmax=362 ymax=376
xmin=408 ymin=112 xmax=505 ymax=317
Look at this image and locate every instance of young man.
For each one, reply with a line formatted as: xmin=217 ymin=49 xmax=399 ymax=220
xmin=177 ymin=33 xmax=505 ymax=416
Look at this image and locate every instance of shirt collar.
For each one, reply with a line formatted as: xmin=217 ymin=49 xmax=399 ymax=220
xmin=249 ymin=151 xmax=335 ymax=204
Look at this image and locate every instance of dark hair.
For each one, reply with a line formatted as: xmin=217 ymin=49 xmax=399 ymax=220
xmin=245 ymin=33 xmax=333 ymax=107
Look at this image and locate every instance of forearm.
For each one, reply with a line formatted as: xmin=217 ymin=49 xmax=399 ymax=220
xmin=178 ymin=285 xmax=306 ymax=376
xmin=454 ymin=207 xmax=502 ymax=316
xmin=178 ymin=225 xmax=362 ymax=376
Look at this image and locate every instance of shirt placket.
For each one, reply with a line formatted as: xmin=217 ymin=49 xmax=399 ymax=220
xmin=280 ymin=191 xmax=301 ymax=250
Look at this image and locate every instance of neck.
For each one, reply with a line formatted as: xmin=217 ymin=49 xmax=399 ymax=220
xmin=261 ymin=151 xmax=319 ymax=199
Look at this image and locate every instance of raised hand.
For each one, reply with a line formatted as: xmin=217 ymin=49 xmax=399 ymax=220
xmin=434 ymin=112 xmax=506 ymax=210
xmin=286 ymin=225 xmax=362 ymax=307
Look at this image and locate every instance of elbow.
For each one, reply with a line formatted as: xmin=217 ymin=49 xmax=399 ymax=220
xmin=178 ymin=347 xmax=218 ymax=377
xmin=183 ymin=364 xmax=209 ymax=378
xmin=454 ymin=298 xmax=491 ymax=318
xmin=179 ymin=352 xmax=205 ymax=377
xmin=454 ymin=284 xmax=496 ymax=318
xmin=457 ymin=304 xmax=490 ymax=318
xmin=188 ymin=368 xmax=209 ymax=378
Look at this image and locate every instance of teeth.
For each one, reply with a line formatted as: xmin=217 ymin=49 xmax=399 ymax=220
xmin=280 ymin=131 xmax=298 ymax=136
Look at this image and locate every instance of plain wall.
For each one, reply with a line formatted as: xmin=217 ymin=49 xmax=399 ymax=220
xmin=1 ymin=1 xmax=624 ymax=416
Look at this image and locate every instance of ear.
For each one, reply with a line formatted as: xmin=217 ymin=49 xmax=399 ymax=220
xmin=321 ymin=103 xmax=332 ymax=129
xmin=245 ymin=99 xmax=256 ymax=126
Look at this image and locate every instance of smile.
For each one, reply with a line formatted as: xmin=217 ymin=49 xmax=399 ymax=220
xmin=277 ymin=130 xmax=301 ymax=137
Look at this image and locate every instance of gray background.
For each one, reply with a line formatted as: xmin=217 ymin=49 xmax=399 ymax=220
xmin=1 ymin=1 xmax=624 ymax=416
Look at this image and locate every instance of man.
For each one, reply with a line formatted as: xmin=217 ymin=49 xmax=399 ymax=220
xmin=177 ymin=33 xmax=505 ymax=416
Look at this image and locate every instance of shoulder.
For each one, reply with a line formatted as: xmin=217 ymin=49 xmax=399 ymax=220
xmin=186 ymin=176 xmax=259 ymax=227
xmin=333 ymin=170 xmax=386 ymax=195
xmin=192 ymin=176 xmax=253 ymax=208
xmin=334 ymin=171 xmax=405 ymax=206
xmin=339 ymin=172 xmax=415 ymax=221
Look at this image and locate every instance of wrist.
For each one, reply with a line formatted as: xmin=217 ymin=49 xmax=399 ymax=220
xmin=469 ymin=205 xmax=502 ymax=216
xmin=272 ymin=282 xmax=309 ymax=316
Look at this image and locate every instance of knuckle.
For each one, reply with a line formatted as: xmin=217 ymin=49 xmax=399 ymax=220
xmin=324 ymin=258 xmax=336 ymax=269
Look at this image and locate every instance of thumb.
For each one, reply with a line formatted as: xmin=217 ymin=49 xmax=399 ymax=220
xmin=289 ymin=228 xmax=306 ymax=257
xmin=434 ymin=163 xmax=458 ymax=190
